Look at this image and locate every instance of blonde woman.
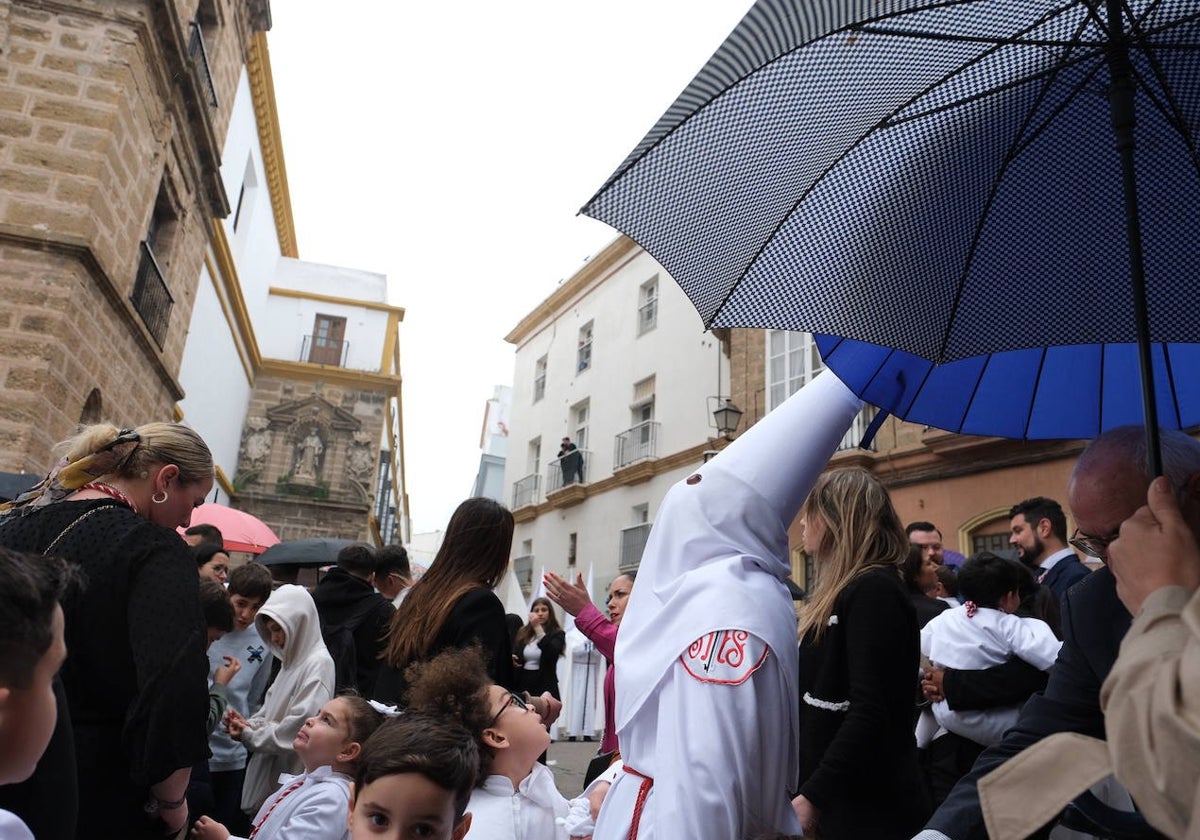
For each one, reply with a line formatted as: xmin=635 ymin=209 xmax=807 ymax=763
xmin=793 ymin=468 xmax=929 ymax=839
xmin=0 ymin=422 xmax=213 ymax=839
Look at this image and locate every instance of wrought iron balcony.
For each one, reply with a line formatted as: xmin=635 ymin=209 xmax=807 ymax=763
xmin=188 ymin=21 xmax=218 ymax=108
xmin=614 ymin=421 xmax=659 ymax=469
xmin=837 ymin=406 xmax=879 ymax=452
xmin=620 ymin=522 xmax=652 ymax=572
xmin=545 ymin=449 xmax=590 ymax=494
xmin=131 ymin=241 xmax=173 ymax=348
xmin=301 ymin=334 xmax=350 ymax=367
xmin=511 ymin=473 xmax=541 ymax=509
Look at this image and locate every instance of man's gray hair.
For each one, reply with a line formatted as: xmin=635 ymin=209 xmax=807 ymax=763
xmin=1073 ymin=426 xmax=1200 ymax=488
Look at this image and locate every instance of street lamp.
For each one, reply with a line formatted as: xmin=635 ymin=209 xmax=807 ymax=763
xmin=713 ymin=398 xmax=744 ymax=438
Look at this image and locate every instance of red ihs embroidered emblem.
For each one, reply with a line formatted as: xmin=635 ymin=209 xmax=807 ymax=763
xmin=680 ymin=629 xmax=768 ymax=684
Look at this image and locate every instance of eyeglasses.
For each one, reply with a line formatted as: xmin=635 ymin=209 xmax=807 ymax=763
xmin=487 ymin=691 xmax=529 ymax=728
xmin=1068 ymin=528 xmax=1120 ymax=559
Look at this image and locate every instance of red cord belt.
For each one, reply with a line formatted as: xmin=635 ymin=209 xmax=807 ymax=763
xmin=622 ymin=764 xmax=654 ymax=840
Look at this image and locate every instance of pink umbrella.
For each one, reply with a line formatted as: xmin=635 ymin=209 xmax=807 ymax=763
xmin=181 ymin=502 xmax=280 ymax=554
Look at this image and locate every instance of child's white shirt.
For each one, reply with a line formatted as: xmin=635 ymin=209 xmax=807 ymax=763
xmin=465 ymin=762 xmax=570 ymax=840
xmin=919 ymin=605 xmax=1062 ymax=746
xmin=235 ymin=765 xmax=350 ymax=840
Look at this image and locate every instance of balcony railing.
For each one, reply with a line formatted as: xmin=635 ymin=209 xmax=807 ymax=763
xmin=512 ymin=554 xmax=534 ymax=595
xmin=301 ymin=334 xmax=350 ymax=367
xmin=131 ymin=241 xmax=173 ymax=348
xmin=511 ymin=473 xmax=540 ymax=509
xmin=614 ymin=421 xmax=659 ymax=469
xmin=619 ymin=523 xmax=652 ymax=572
xmin=188 ymin=21 xmax=218 ymax=108
xmin=837 ymin=406 xmax=879 ymax=452
xmin=545 ymin=449 xmax=590 ymax=494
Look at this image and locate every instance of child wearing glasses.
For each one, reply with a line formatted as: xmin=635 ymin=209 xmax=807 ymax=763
xmin=406 ymin=646 xmax=599 ymax=840
xmin=918 ymin=552 xmax=1063 ymax=750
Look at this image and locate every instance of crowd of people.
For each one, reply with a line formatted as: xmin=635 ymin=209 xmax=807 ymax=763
xmin=1 ymin=371 xmax=1199 ymax=839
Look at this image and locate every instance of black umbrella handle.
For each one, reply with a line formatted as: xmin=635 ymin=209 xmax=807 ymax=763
xmin=1104 ymin=0 xmax=1163 ymax=477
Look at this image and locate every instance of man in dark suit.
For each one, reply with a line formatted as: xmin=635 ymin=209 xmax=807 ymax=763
xmin=1009 ymin=496 xmax=1091 ymax=600
xmin=913 ymin=426 xmax=1200 ymax=840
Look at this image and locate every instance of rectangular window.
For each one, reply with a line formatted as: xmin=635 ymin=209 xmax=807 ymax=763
xmin=132 ymin=188 xmax=176 ymax=348
xmin=577 ymin=322 xmax=593 ymax=372
xmin=572 ymin=400 xmax=589 ymax=451
xmin=638 ymin=277 xmax=658 ymax=335
xmin=533 ymin=355 xmax=547 ymax=402
xmin=528 ymin=438 xmax=541 ymax=474
xmin=568 ymin=532 xmax=577 ymax=567
xmin=307 ymin=314 xmax=347 ymax=366
xmin=766 ymin=330 xmax=824 ymax=411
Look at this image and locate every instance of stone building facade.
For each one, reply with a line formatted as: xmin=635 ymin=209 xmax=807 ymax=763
xmin=0 ymin=0 xmax=270 ymax=471
xmin=726 ymin=327 xmax=1084 ymax=588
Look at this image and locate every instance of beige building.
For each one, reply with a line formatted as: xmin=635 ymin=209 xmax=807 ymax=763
xmin=726 ymin=328 xmax=1086 ymax=588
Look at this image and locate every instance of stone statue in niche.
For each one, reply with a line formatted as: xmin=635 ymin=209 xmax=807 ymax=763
xmin=293 ymin=425 xmax=324 ymax=479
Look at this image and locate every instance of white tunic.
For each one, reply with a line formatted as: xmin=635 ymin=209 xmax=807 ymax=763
xmin=921 ymin=605 xmax=1062 ymax=745
xmin=237 ymin=765 xmax=351 ymax=840
xmin=562 ymin=627 xmax=603 ymax=738
xmin=465 ymin=763 xmax=569 ymax=840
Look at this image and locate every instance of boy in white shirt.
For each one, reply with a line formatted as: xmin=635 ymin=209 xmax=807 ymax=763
xmin=920 ymin=553 xmax=1062 ymax=747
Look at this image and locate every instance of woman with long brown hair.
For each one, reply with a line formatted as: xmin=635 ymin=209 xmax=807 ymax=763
xmin=793 ymin=468 xmax=929 ymax=839
xmin=372 ymin=497 xmax=516 ymax=705
xmin=512 ymin=596 xmax=565 ymax=699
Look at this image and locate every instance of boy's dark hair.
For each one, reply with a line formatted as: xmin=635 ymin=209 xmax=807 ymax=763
xmin=355 ymin=712 xmax=478 ymax=820
xmin=405 ymin=646 xmax=495 ymax=782
xmin=935 ymin=564 xmax=959 ymax=597
xmin=184 ymin=523 xmax=224 ymax=546
xmin=191 ymin=542 xmax=228 ymax=568
xmin=0 ymin=548 xmax=79 ymax=689
xmin=905 ymin=521 xmax=940 ymax=538
xmin=200 ymin=580 xmax=234 ymax=632
xmin=336 ymin=544 xmax=376 ymax=578
xmin=1009 ymin=496 xmax=1068 ymax=542
xmin=958 ymin=552 xmax=1023 ymax=608
xmin=228 ymin=561 xmax=273 ymax=603
xmin=375 ymin=544 xmax=410 ymax=579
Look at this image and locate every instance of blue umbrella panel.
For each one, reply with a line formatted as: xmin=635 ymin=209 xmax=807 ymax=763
xmin=815 ymin=335 xmax=1200 ymax=440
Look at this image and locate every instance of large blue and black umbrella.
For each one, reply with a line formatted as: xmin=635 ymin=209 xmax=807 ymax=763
xmin=582 ymin=0 xmax=1200 ymax=473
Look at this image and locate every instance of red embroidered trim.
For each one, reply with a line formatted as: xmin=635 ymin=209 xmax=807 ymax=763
xmin=623 ymin=764 xmax=654 ymax=840
xmin=80 ymin=482 xmax=139 ymax=515
xmin=249 ymin=777 xmax=306 ymax=838
xmin=965 ymin=600 xmax=978 ymax=618
xmin=680 ymin=630 xmax=770 ymax=685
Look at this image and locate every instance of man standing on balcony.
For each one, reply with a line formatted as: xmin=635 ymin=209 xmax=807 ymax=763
xmin=559 ymin=437 xmax=583 ymax=485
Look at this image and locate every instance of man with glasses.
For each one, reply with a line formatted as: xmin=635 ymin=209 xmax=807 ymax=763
xmin=913 ymin=425 xmax=1200 ymax=840
xmin=1009 ymin=496 xmax=1091 ymax=601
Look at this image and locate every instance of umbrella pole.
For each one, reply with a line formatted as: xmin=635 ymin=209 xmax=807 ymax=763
xmin=1105 ymin=0 xmax=1162 ymax=478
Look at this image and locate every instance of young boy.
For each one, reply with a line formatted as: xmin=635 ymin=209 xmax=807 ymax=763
xmin=204 ymin=562 xmax=275 ymax=834
xmin=0 ymin=548 xmax=74 ymax=840
xmin=224 ymin=583 xmax=335 ymax=815
xmin=349 ymin=712 xmax=478 ymax=840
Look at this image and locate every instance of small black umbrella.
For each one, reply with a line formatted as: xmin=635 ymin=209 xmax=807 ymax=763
xmin=256 ymin=537 xmax=371 ymax=568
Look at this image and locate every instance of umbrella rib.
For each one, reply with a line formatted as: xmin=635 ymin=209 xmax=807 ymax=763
xmin=1127 ymin=23 xmax=1200 ymax=177
xmin=1098 ymin=343 xmax=1108 ymax=437
xmin=1160 ymin=343 xmax=1183 ymax=429
xmin=936 ymin=11 xmax=1095 ymax=362
xmin=958 ymin=352 xmax=997 ymax=435
xmin=1021 ymin=348 xmax=1050 ymax=440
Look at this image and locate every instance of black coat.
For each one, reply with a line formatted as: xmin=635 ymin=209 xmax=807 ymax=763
xmin=799 ymin=567 xmax=930 ymax=839
xmin=925 ymin=566 xmax=1130 ymax=839
xmin=311 ymin=567 xmax=395 ymax=693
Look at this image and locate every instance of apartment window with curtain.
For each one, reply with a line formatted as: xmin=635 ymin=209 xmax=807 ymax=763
xmin=533 ymin=355 xmax=547 ymax=402
xmin=638 ymin=276 xmax=658 ymax=335
xmin=766 ymin=330 xmax=824 ymax=411
xmin=577 ymin=322 xmax=593 ymax=372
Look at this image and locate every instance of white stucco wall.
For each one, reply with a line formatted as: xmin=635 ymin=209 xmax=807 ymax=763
xmin=502 ymin=242 xmax=728 ymax=590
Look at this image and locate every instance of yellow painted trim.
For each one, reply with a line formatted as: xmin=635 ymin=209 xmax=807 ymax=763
xmin=269 ymin=286 xmax=406 ymax=317
xmin=504 ymin=236 xmax=641 ymax=345
xmin=259 ymin=358 xmax=401 ymax=390
xmin=214 ymin=465 xmax=235 ymax=498
xmin=203 ymin=252 xmax=256 ymax=383
xmin=209 ymin=220 xmax=263 ymax=370
xmin=173 ymin=404 xmax=185 ymax=422
xmin=379 ymin=311 xmax=400 ymax=374
xmin=247 ymin=32 xmax=299 ymax=259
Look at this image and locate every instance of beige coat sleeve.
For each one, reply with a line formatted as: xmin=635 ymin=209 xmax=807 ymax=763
xmin=1100 ymin=585 xmax=1200 ymax=840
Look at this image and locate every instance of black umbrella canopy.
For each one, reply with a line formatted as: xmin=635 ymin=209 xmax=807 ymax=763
xmin=583 ymin=0 xmax=1200 ymax=474
xmin=256 ymin=537 xmax=372 ymax=568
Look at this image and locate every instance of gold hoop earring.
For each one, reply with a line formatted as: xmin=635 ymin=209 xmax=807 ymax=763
xmin=152 ymin=491 xmax=168 ymax=504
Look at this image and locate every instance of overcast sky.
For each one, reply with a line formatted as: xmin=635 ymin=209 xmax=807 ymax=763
xmin=267 ymin=2 xmax=749 ymax=534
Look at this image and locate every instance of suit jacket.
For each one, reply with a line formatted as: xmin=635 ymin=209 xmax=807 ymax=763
xmin=925 ymin=566 xmax=1130 ymax=840
xmin=1039 ymin=554 xmax=1091 ymax=601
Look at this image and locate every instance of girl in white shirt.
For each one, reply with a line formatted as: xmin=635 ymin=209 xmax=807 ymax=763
xmin=192 ymin=694 xmax=387 ymax=840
